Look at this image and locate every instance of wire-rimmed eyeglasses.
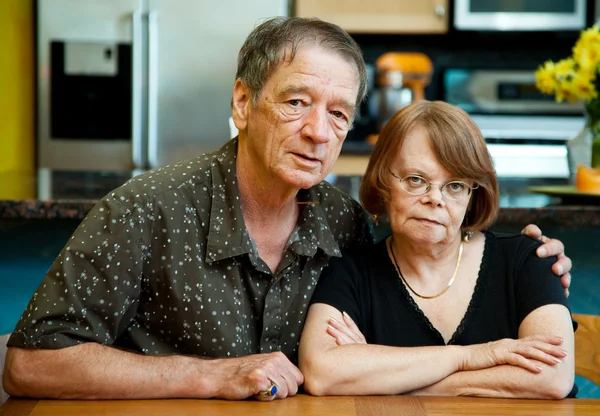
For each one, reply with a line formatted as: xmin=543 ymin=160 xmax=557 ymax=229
xmin=389 ymin=171 xmax=479 ymax=201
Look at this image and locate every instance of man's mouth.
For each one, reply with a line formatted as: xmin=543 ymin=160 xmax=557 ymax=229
xmin=293 ymin=153 xmax=321 ymax=165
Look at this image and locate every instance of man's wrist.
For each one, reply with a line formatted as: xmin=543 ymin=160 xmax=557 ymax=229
xmin=173 ymin=355 xmax=219 ymax=398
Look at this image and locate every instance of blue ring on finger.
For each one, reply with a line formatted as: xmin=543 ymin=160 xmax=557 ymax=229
xmin=259 ymin=383 xmax=278 ymax=397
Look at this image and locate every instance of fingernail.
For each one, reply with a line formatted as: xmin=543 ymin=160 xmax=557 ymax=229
xmin=557 ymin=265 xmax=564 ymax=275
xmin=538 ymin=247 xmax=547 ymax=257
xmin=343 ymin=311 xmax=349 ymax=318
xmin=554 ymin=358 xmax=562 ymax=364
xmin=536 ymin=366 xmax=543 ymax=372
xmin=328 ymin=325 xmax=336 ymax=332
xmin=329 ymin=317 xmax=338 ymax=323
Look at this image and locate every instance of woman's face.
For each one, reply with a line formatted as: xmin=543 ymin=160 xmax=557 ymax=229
xmin=385 ymin=125 xmax=474 ymax=247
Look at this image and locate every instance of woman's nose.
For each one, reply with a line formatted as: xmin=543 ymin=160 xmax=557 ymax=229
xmin=421 ymin=185 xmax=445 ymax=205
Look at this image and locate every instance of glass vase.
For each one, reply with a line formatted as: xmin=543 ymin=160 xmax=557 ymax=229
xmin=567 ymin=101 xmax=600 ymax=181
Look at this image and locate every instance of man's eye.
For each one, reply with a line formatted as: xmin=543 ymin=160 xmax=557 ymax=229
xmin=288 ymin=99 xmax=301 ymax=107
xmin=331 ymin=110 xmax=346 ymax=120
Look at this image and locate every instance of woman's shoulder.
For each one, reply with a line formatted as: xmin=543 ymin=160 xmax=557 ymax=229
xmin=329 ymin=238 xmax=389 ymax=273
xmin=485 ymin=230 xmax=543 ymax=255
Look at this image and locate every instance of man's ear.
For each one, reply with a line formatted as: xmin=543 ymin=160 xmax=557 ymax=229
xmin=232 ymin=79 xmax=251 ymax=131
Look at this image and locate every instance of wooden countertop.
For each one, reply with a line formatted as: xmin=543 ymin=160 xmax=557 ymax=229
xmin=2 ymin=395 xmax=600 ymax=416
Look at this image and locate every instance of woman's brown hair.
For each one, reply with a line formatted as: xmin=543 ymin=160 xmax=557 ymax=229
xmin=359 ymin=100 xmax=499 ymax=231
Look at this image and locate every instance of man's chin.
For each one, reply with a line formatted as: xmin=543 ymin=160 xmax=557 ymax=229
xmin=283 ymin=170 xmax=324 ymax=190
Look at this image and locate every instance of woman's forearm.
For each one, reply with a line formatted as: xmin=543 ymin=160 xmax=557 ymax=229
xmin=301 ymin=343 xmax=463 ymax=396
xmin=410 ymin=360 xmax=574 ymax=399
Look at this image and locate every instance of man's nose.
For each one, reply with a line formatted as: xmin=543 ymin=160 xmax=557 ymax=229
xmin=302 ymin=107 xmax=330 ymax=143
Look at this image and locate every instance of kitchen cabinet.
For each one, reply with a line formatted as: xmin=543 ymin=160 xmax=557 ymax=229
xmin=295 ymin=0 xmax=448 ymax=34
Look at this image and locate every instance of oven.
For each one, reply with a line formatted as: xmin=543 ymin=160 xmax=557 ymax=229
xmin=444 ymin=68 xmax=585 ymax=182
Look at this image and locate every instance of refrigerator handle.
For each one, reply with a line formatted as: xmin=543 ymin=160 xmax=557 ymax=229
xmin=147 ymin=10 xmax=159 ymax=169
xmin=131 ymin=10 xmax=146 ymax=170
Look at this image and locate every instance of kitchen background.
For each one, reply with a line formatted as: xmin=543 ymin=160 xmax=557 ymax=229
xmin=1 ymin=0 xmax=599 ymax=398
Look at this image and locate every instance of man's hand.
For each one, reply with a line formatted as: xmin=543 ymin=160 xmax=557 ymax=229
xmin=521 ymin=224 xmax=572 ymax=296
xmin=210 ymin=351 xmax=304 ymax=401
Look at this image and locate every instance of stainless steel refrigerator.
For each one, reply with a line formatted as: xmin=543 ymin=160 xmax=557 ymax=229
xmin=36 ymin=0 xmax=288 ymax=177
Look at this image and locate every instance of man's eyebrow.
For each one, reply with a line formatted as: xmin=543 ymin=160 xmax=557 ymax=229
xmin=337 ymin=100 xmax=356 ymax=115
xmin=276 ymin=85 xmax=310 ymax=97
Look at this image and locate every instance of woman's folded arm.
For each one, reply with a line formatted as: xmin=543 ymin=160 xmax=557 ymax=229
xmin=408 ymin=304 xmax=575 ymax=399
xmin=298 ymin=303 xmax=569 ymax=397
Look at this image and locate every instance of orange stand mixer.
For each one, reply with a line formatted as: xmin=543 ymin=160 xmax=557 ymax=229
xmin=367 ymin=52 xmax=433 ymax=144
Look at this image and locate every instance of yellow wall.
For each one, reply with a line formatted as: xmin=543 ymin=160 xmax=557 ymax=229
xmin=0 ymin=0 xmax=34 ymax=199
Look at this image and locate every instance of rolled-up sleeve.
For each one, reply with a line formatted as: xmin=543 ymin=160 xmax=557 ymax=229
xmin=8 ymin=193 xmax=152 ymax=349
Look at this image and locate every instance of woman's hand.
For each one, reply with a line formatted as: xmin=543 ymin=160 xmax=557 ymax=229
xmin=521 ymin=224 xmax=572 ymax=296
xmin=327 ymin=312 xmax=366 ymax=345
xmin=460 ymin=334 xmax=567 ymax=374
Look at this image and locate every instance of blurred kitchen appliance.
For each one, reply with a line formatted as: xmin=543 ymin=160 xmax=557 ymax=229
xmin=36 ymin=0 xmax=287 ymax=178
xmin=372 ymin=52 xmax=433 ymax=133
xmin=454 ymin=0 xmax=590 ymax=31
xmin=444 ymin=68 xmax=585 ymax=179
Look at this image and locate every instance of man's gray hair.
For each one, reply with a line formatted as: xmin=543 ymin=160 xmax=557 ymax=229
xmin=236 ymin=16 xmax=368 ymax=107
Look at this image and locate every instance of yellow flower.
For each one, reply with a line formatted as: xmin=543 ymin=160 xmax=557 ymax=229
xmin=535 ymin=61 xmax=558 ymax=94
xmin=571 ymin=71 xmax=598 ymax=101
xmin=573 ymin=24 xmax=600 ymax=71
xmin=555 ymin=83 xmax=579 ymax=102
xmin=554 ymin=58 xmax=577 ymax=81
xmin=536 ymin=25 xmax=600 ymax=104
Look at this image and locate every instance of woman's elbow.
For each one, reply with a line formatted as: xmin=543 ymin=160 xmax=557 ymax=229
xmin=537 ymin=367 xmax=574 ymax=400
xmin=299 ymin=354 xmax=337 ymax=396
xmin=545 ymin=373 xmax=575 ymax=400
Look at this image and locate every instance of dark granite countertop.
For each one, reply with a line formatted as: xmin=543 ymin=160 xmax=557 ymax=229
xmin=1 ymin=169 xmax=599 ymax=227
xmin=1 ymin=199 xmax=599 ymax=228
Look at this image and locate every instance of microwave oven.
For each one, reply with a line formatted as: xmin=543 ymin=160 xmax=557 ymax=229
xmin=454 ymin=0 xmax=591 ymax=31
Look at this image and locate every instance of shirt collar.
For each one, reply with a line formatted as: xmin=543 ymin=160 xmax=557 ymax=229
xmin=205 ymin=139 xmax=253 ymax=263
xmin=291 ymin=186 xmax=342 ymax=258
xmin=205 ymin=139 xmax=342 ymax=262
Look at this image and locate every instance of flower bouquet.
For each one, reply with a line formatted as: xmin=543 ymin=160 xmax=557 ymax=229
xmin=535 ymin=24 xmax=600 ymax=174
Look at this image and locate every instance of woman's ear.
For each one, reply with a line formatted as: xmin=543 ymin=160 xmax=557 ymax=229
xmin=231 ymin=79 xmax=251 ymax=131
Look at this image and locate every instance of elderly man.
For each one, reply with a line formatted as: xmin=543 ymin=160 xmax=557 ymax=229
xmin=3 ymin=17 xmax=571 ymax=401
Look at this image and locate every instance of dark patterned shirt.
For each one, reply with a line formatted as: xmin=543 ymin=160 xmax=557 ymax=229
xmin=8 ymin=139 xmax=372 ymax=363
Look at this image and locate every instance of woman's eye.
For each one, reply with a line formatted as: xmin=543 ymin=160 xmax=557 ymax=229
xmin=448 ymin=182 xmax=466 ymax=192
xmin=409 ymin=176 xmax=425 ymax=185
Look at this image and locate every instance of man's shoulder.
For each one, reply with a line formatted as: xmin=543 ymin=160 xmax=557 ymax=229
xmin=308 ymin=180 xmax=374 ymax=245
xmin=312 ymin=180 xmax=363 ymax=210
xmin=109 ymin=141 xmax=236 ymax=209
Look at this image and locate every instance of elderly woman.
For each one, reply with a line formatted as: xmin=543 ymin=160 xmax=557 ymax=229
xmin=298 ymin=101 xmax=576 ymax=399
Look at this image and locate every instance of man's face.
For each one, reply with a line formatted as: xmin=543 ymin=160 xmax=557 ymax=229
xmin=235 ymin=45 xmax=360 ymax=190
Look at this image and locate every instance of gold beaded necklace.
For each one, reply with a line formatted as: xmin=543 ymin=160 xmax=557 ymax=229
xmin=388 ymin=237 xmax=464 ymax=300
